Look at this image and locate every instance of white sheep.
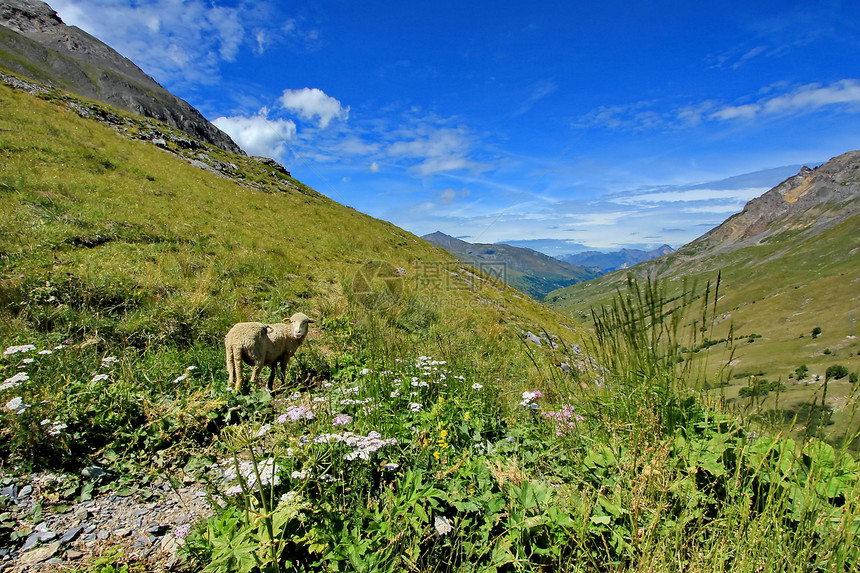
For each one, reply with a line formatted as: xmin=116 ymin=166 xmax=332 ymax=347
xmin=224 ymin=312 xmax=315 ymax=392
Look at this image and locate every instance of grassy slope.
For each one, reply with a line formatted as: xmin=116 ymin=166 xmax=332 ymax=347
xmin=545 ymin=209 xmax=860 ymax=438
xmin=0 ymin=78 xmax=577 ymax=386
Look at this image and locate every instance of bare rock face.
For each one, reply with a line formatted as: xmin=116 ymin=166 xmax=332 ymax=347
xmin=0 ymin=0 xmax=245 ymax=156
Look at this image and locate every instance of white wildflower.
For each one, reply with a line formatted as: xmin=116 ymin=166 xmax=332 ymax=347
xmin=471 ymin=383 xmax=483 ymax=390
xmin=38 ymin=350 xmax=52 ymax=355
xmin=101 ymin=356 xmax=118 ymax=368
xmin=409 ymin=402 xmax=422 ymax=412
xmin=22 ymin=358 xmax=34 ymax=364
xmin=5 ymin=396 xmax=29 ymax=414
xmin=434 ymin=516 xmax=454 ymax=536
xmin=3 ymin=345 xmax=36 ymax=355
xmin=91 ymin=373 xmax=109 ymax=382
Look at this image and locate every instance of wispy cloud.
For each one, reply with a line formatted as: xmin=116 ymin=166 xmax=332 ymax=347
xmin=50 ymin=1 xmax=312 ymax=88
xmin=514 ymin=79 xmax=558 ymax=116
xmin=709 ymin=80 xmax=860 ymax=121
xmin=576 ymin=80 xmax=860 ymax=131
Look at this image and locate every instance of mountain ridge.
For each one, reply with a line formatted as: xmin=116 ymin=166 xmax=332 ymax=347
xmin=0 ymin=0 xmax=244 ymax=155
xmin=558 ymin=244 xmax=674 ymax=272
xmin=421 ymin=231 xmax=600 ymax=300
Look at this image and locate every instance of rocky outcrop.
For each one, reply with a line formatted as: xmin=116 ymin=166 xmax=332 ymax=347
xmin=685 ymin=150 xmax=860 ymax=256
xmin=0 ymin=0 xmax=244 ymax=155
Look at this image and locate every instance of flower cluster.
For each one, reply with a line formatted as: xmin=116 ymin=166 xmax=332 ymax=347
xmin=541 ymin=404 xmax=585 ymax=436
xmin=312 ymin=431 xmax=397 ymax=461
xmin=3 ymin=345 xmax=36 ymax=356
xmin=5 ymin=396 xmax=30 ymax=414
xmin=520 ymin=390 xmax=543 ymax=409
xmin=278 ymin=405 xmax=315 ymax=423
xmin=1 ymin=372 xmax=29 ymax=391
xmin=223 ymin=457 xmax=282 ymax=494
xmin=332 ymin=413 xmax=353 ymax=426
xmin=40 ymin=419 xmax=68 ymax=436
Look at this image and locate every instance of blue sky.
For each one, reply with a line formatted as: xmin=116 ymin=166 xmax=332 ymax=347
xmin=50 ymin=0 xmax=860 ymax=253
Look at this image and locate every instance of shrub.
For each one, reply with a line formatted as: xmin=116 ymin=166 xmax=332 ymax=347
xmin=812 ymin=327 xmax=822 ymax=339
xmin=825 ymin=365 xmax=849 ymax=380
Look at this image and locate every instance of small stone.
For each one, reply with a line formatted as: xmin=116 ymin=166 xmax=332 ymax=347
xmin=96 ymin=530 xmax=109 ymax=540
xmin=66 ymin=550 xmax=84 ymax=560
xmin=83 ymin=533 xmax=97 ymax=541
xmin=18 ymin=485 xmax=32 ymax=498
xmin=74 ymin=507 xmax=89 ymax=521
xmin=39 ymin=531 xmax=58 ymax=542
xmin=146 ymin=524 xmax=170 ymax=536
xmin=19 ymin=542 xmax=62 ymax=566
xmin=84 ymin=524 xmax=96 ymax=534
xmin=113 ymin=527 xmax=132 ymax=538
xmin=0 ymin=485 xmax=16 ymax=499
xmin=135 ymin=535 xmax=152 ymax=546
xmin=61 ymin=526 xmax=84 ymax=544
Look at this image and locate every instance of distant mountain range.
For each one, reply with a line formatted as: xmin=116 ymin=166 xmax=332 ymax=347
xmin=421 ymin=231 xmax=601 ymax=300
xmin=557 ymin=245 xmax=675 ymax=273
xmin=0 ymin=0 xmax=243 ymax=154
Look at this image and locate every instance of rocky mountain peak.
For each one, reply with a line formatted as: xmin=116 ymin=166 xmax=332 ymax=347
xmin=0 ymin=0 xmax=245 ymax=155
xmin=0 ymin=0 xmax=63 ymax=34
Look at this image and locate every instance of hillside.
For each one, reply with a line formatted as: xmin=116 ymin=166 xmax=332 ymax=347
xmin=0 ymin=0 xmax=243 ymax=154
xmin=558 ymin=244 xmax=674 ymax=272
xmin=545 ymin=154 xmax=860 ymax=429
xmin=0 ymin=70 xmax=857 ymax=573
xmin=421 ymin=231 xmax=601 ymax=299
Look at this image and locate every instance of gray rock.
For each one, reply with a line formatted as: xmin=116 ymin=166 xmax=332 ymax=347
xmin=113 ymin=527 xmax=132 ymax=538
xmin=146 ymin=524 xmax=170 ymax=536
xmin=66 ymin=550 xmax=84 ymax=560
xmin=38 ymin=531 xmax=58 ymax=542
xmin=21 ymin=532 xmax=41 ymax=552
xmin=60 ymin=525 xmax=84 ymax=544
xmin=0 ymin=485 xmax=16 ymax=499
xmin=18 ymin=485 xmax=32 ymax=498
xmin=96 ymin=530 xmax=109 ymax=540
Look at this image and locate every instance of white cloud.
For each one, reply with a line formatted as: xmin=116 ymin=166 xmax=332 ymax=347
xmin=279 ymin=88 xmax=349 ymax=128
xmin=212 ymin=111 xmax=296 ymax=158
xmin=369 ymin=162 xmax=380 ymax=173
xmin=710 ymin=80 xmax=860 ymax=121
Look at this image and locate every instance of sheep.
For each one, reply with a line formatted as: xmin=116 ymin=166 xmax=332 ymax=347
xmin=225 ymin=312 xmax=315 ymax=393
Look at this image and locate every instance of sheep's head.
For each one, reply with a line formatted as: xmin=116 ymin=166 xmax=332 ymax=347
xmin=288 ymin=312 xmax=315 ymax=339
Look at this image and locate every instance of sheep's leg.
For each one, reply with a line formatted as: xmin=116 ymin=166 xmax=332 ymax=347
xmin=250 ymin=363 xmax=264 ymax=388
xmin=227 ymin=347 xmax=242 ymax=392
xmin=225 ymin=343 xmax=233 ymax=389
xmin=266 ymin=360 xmax=278 ymax=391
xmin=279 ymin=356 xmax=289 ymax=385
